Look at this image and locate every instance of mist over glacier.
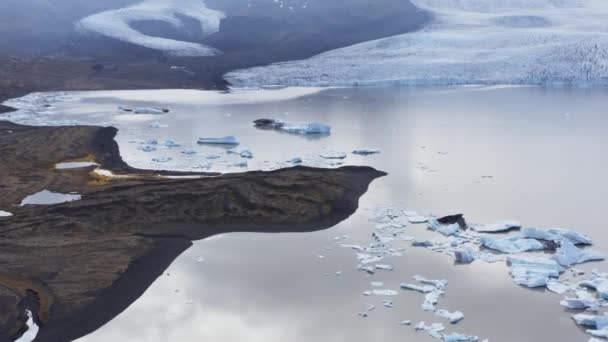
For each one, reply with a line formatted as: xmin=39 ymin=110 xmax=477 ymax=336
xmin=226 ymin=0 xmax=608 ymax=86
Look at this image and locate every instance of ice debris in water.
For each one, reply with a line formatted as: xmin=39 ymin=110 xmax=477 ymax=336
xmin=228 ymin=147 xmax=254 ymax=159
xmin=435 ymin=309 xmax=465 ymax=324
xmin=415 ymin=322 xmax=446 ymax=339
xmin=319 ymin=151 xmax=347 ymax=159
xmin=372 ymin=289 xmax=399 ymax=296
xmin=551 ymin=239 xmax=604 ymax=267
xmin=453 ymin=248 xmax=475 ymax=264
xmin=581 ymin=276 xmax=608 ymax=300
xmin=181 ymin=149 xmax=197 ymax=155
xmin=197 ymin=136 xmax=239 ymax=145
xmin=164 ymin=140 xmax=180 ymax=148
xmin=546 ymin=280 xmax=572 ymax=295
xmin=20 ymin=190 xmax=82 ymax=206
xmin=138 ymin=145 xmax=157 ymax=152
xmin=287 ymin=157 xmax=303 ymax=164
xmin=119 ymin=106 xmax=168 ymax=115
xmin=522 ymin=227 xmax=593 ymax=245
xmin=471 ymin=221 xmax=521 ymax=233
xmin=352 ymin=149 xmax=381 ymax=156
xmin=507 ymin=256 xmax=564 ymax=288
xmin=152 ymin=157 xmax=172 ymax=163
xmin=481 ymin=235 xmax=545 ymax=254
xmin=560 ymin=290 xmax=601 ymax=310
xmin=443 ymin=333 xmax=481 ymax=342
xmin=0 ymin=211 xmax=13 ymax=217
xmin=573 ymin=314 xmax=608 ymax=339
xmin=427 ymin=215 xmax=466 ymax=236
xmin=254 ymin=118 xmax=331 ymax=135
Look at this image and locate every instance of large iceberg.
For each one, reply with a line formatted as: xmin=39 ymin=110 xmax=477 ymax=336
xmin=77 ymin=0 xmax=224 ymax=56
xmin=226 ymin=0 xmax=608 ymax=87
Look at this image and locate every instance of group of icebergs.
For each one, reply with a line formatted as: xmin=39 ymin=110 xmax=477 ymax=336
xmin=330 ymin=205 xmax=608 ymax=340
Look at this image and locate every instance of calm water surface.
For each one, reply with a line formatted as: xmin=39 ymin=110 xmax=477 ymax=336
xmin=23 ymin=86 xmax=608 ymax=342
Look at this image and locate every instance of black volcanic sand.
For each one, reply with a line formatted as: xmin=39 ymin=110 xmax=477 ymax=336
xmin=0 ymin=120 xmax=385 ymax=342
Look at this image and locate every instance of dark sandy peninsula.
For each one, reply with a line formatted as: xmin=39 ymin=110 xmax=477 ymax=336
xmin=0 ymin=119 xmax=385 ymax=342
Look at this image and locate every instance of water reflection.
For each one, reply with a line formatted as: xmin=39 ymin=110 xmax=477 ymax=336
xmin=55 ymin=86 xmax=608 ymax=342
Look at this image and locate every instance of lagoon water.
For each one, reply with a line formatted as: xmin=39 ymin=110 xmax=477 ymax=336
xmin=5 ymin=86 xmax=608 ymax=341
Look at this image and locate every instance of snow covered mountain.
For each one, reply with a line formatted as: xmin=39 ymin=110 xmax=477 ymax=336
xmin=77 ymin=0 xmax=225 ymax=57
xmin=226 ymin=0 xmax=608 ymax=86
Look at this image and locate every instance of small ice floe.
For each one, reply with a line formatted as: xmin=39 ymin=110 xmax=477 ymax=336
xmin=401 ymin=283 xmax=436 ymax=293
xmin=138 ymin=145 xmax=157 ymax=152
xmin=412 ymin=240 xmax=435 ymax=247
xmin=551 ymin=239 xmax=605 ymax=267
xmin=287 ymin=157 xmax=303 ymax=164
xmin=371 ymin=281 xmax=384 ymax=287
xmin=55 ymin=161 xmax=98 ymax=169
xmin=443 ymin=333 xmax=481 ymax=342
xmin=0 ymin=211 xmax=13 ymax=217
xmin=193 ymin=163 xmax=212 ymax=170
xmin=428 ymin=215 xmax=466 ymax=236
xmin=372 ymin=289 xmax=399 ymax=296
xmin=231 ymin=161 xmax=248 ymax=168
xmin=480 ymin=235 xmax=544 ymax=254
xmin=581 ymin=276 xmax=608 ymax=300
xmin=382 ymin=299 xmax=394 ymax=308
xmin=149 ymin=121 xmax=162 ymax=128
xmin=134 ymin=107 xmax=168 ymax=114
xmin=152 ymin=157 xmax=172 ymax=163
xmin=471 ymin=221 xmax=521 ymax=233
xmin=352 ymin=149 xmax=381 ymax=156
xmin=453 ymin=248 xmax=475 ymax=264
xmin=228 ymin=147 xmax=254 ymax=159
xmin=423 ymin=289 xmax=443 ymax=311
xmin=415 ymin=322 xmax=446 ymax=339
xmin=400 ymin=320 xmax=412 ymax=326
xmin=164 ymin=140 xmax=181 ymax=148
xmin=435 ymin=309 xmax=464 ymax=324
xmin=409 ymin=216 xmax=431 ymax=224
xmin=20 ymin=190 xmax=82 ymax=206
xmin=522 ymin=227 xmax=592 ymax=245
xmin=507 ymin=256 xmax=564 ymax=288
xmin=181 ymin=149 xmax=197 ymax=155
xmin=560 ymin=290 xmax=600 ymax=310
xmin=253 ymin=118 xmax=331 ymax=135
xmin=572 ymin=313 xmax=608 ymax=338
xmin=546 ymin=280 xmax=572 ymax=295
xmin=375 ymin=264 xmax=394 ymax=271
xmin=197 ymin=136 xmax=239 ymax=145
xmin=15 ymin=310 xmax=39 ymax=342
xmin=319 ymin=151 xmax=347 ymax=159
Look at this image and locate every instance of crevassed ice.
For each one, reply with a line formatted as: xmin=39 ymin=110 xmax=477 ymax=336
xmin=226 ymin=0 xmax=608 ymax=86
xmin=77 ymin=0 xmax=224 ymax=57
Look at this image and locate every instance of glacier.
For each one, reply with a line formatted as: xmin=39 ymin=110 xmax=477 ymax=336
xmin=77 ymin=0 xmax=224 ymax=56
xmin=226 ymin=0 xmax=608 ymax=86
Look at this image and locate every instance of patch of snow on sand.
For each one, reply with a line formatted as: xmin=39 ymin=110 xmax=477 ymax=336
xmin=226 ymin=0 xmax=608 ymax=86
xmin=77 ymin=0 xmax=224 ymax=56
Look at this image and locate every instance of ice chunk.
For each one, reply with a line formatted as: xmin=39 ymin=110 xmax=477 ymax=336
xmin=453 ymin=248 xmax=475 ymax=264
xmin=319 ymin=151 xmax=347 ymax=159
xmin=228 ymin=148 xmax=254 ymax=159
xmin=480 ymin=235 xmax=544 ymax=254
xmin=409 ymin=216 xmax=431 ymax=224
xmin=372 ymin=289 xmax=399 ymax=296
xmin=415 ymin=322 xmax=446 ymax=339
xmin=371 ymin=282 xmax=384 ymax=287
xmin=287 ymin=157 xmax=303 ymax=164
xmin=0 ymin=211 xmax=13 ymax=217
xmin=375 ymin=264 xmax=394 ymax=271
xmin=152 ymin=157 xmax=172 ymax=163
xmin=20 ymin=190 xmax=82 ymax=206
xmin=472 ymin=221 xmax=521 ymax=233
xmin=573 ymin=313 xmax=608 ymax=331
xmin=414 ymin=276 xmax=448 ymax=290
xmin=254 ymin=118 xmax=331 ymax=135
xmin=133 ymin=107 xmax=167 ymax=115
xmin=507 ymin=256 xmax=564 ymax=288
xmin=581 ymin=278 xmax=608 ymax=300
xmin=382 ymin=299 xmax=394 ymax=308
xmin=412 ymin=240 xmax=434 ymax=247
xmin=546 ymin=280 xmax=571 ymax=295
xmin=197 ymin=136 xmax=239 ymax=145
xmin=400 ymin=320 xmax=412 ymax=326
xmin=560 ymin=291 xmax=600 ymax=310
xmin=435 ymin=309 xmax=464 ymax=324
xmin=423 ymin=290 xmax=444 ymax=311
xmin=149 ymin=121 xmax=162 ymax=128
xmin=15 ymin=310 xmax=39 ymax=342
xmin=522 ymin=227 xmax=592 ymax=245
xmin=352 ymin=149 xmax=381 ymax=156
xmin=443 ymin=333 xmax=479 ymax=342
xmin=181 ymin=149 xmax=197 ymax=155
xmin=401 ymin=283 xmax=436 ymax=293
xmin=138 ymin=145 xmax=157 ymax=152
xmin=552 ymin=239 xmax=605 ymax=267
xmin=164 ymin=140 xmax=180 ymax=148
xmin=428 ymin=219 xmax=461 ymax=236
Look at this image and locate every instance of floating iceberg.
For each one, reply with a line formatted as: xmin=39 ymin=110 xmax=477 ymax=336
xmin=152 ymin=157 xmax=172 ymax=163
xmin=254 ymin=118 xmax=331 ymax=135
xmin=480 ymin=235 xmax=545 ymax=254
xmin=319 ymin=151 xmax=347 ymax=160
xmin=353 ymin=149 xmax=381 ymax=156
xmin=197 ymin=136 xmax=239 ymax=145
xmin=472 ymin=221 xmax=521 ymax=233
xmin=546 ymin=280 xmax=571 ymax=295
xmin=522 ymin=227 xmax=593 ymax=245
xmin=573 ymin=314 xmax=608 ymax=338
xmin=507 ymin=256 xmax=564 ymax=288
xmin=560 ymin=291 xmax=600 ymax=310
xmin=428 ymin=219 xmax=461 ymax=236
xmin=415 ymin=322 xmax=446 ymax=339
xmin=228 ymin=148 xmax=254 ymax=159
xmin=436 ymin=309 xmax=464 ymax=324
xmin=453 ymin=248 xmax=475 ymax=264
xmin=134 ymin=108 xmax=167 ymax=115
xmin=78 ymin=0 xmax=224 ymax=56
xmin=552 ymin=240 xmax=605 ymax=267
xmin=443 ymin=334 xmax=480 ymax=342
xmin=226 ymin=0 xmax=608 ymax=87
xmin=581 ymin=277 xmax=608 ymax=300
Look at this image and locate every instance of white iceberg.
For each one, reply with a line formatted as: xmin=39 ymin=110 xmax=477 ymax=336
xmin=552 ymin=240 xmax=605 ymax=267
xmin=254 ymin=119 xmax=331 ymax=135
xmin=372 ymin=289 xmax=399 ymax=296
xmin=319 ymin=151 xmax=347 ymax=159
xmin=134 ymin=107 xmax=166 ymax=115
xmin=353 ymin=149 xmax=381 ymax=156
xmin=453 ymin=248 xmax=475 ymax=264
xmin=522 ymin=227 xmax=593 ymax=245
xmin=581 ymin=277 xmax=608 ymax=300
xmin=78 ymin=0 xmax=224 ymax=57
xmin=228 ymin=148 xmax=254 ymax=159
xmin=436 ymin=309 xmax=464 ymax=324
xmin=472 ymin=221 xmax=521 ymax=233
xmin=20 ymin=190 xmax=82 ymax=206
xmin=480 ymin=235 xmax=545 ymax=254
xmin=443 ymin=334 xmax=479 ymax=342
xmin=197 ymin=136 xmax=239 ymax=145
xmin=546 ymin=280 xmax=571 ymax=295
xmin=573 ymin=314 xmax=608 ymax=338
xmin=428 ymin=218 xmax=460 ymax=236
xmin=560 ymin=291 xmax=600 ymax=310
xmin=507 ymin=256 xmax=564 ymax=288
xmin=401 ymin=283 xmax=436 ymax=293
xmin=415 ymin=322 xmax=446 ymax=339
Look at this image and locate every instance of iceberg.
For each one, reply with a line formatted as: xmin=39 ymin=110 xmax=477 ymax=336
xmin=435 ymin=309 xmax=465 ymax=324
xmin=401 ymin=283 xmax=436 ymax=294
xmin=372 ymin=289 xmax=399 ymax=296
xmin=552 ymin=240 xmax=605 ymax=267
xmin=428 ymin=218 xmax=461 ymax=236
xmin=133 ymin=107 xmax=167 ymax=115
xmin=78 ymin=0 xmax=224 ymax=57
xmin=507 ymin=256 xmax=564 ymax=288
xmin=546 ymin=280 xmax=571 ymax=295
xmin=443 ymin=334 xmax=479 ymax=342
xmin=352 ymin=149 xmax=381 ymax=156
xmin=415 ymin=322 xmax=446 ymax=339
xmin=152 ymin=157 xmax=172 ymax=163
xmin=522 ymin=227 xmax=593 ymax=245
xmin=471 ymin=221 xmax=521 ymax=233
xmin=480 ymin=235 xmax=545 ymax=254
xmin=453 ymin=248 xmax=475 ymax=264
xmin=226 ymin=0 xmax=608 ymax=87
xmin=319 ymin=151 xmax=347 ymax=160
xmin=573 ymin=314 xmax=608 ymax=338
xmin=254 ymin=119 xmax=331 ymax=135
xmin=197 ymin=136 xmax=239 ymax=145
xmin=581 ymin=277 xmax=608 ymax=300
xmin=228 ymin=148 xmax=254 ymax=159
